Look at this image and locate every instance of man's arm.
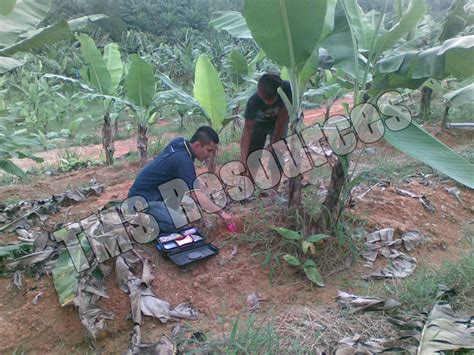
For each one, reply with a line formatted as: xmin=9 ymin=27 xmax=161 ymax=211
xmin=189 ymin=190 xmax=233 ymax=222
xmin=240 ymin=119 xmax=254 ymax=163
xmin=271 ymin=106 xmax=289 ymax=144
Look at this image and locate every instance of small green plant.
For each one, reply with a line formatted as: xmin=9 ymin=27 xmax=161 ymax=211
xmin=68 ymin=117 xmax=84 ymax=139
xmin=273 ymin=227 xmax=330 ymax=287
xmin=32 ymin=130 xmax=56 ymax=151
xmin=56 ymin=149 xmax=97 ymax=172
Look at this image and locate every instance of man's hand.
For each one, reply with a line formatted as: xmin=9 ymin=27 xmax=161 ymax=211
xmin=217 ymin=210 xmax=236 ymax=232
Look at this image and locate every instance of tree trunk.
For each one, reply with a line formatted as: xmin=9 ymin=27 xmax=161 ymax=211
xmin=206 ymin=146 xmax=218 ymax=173
xmin=288 ymin=113 xmax=305 ymax=208
xmin=114 ymin=116 xmax=119 ymax=139
xmin=179 ymin=112 xmax=184 ymax=131
xmin=314 ymin=158 xmax=345 ymax=233
xmin=232 ymin=106 xmax=241 ymax=135
xmin=137 ymin=123 xmax=148 ymax=165
xmin=324 ymin=103 xmax=331 ymax=121
xmin=288 ymin=175 xmax=302 ymax=208
xmin=420 ymin=86 xmax=433 ymax=120
xmin=441 ymin=103 xmax=450 ymax=129
xmin=103 ymin=112 xmax=114 ymax=165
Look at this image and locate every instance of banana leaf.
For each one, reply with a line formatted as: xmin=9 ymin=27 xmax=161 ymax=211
xmin=76 ymin=33 xmax=111 ymax=95
xmin=444 ymin=82 xmax=474 ymax=107
xmin=209 ymin=11 xmax=252 ymax=39
xmin=384 ymin=122 xmax=474 ymax=189
xmin=0 ymin=243 xmax=32 ymax=265
xmin=0 ymin=0 xmax=51 ymax=46
xmin=417 ymin=303 xmax=474 ymax=354
xmin=0 ymin=55 xmax=22 ymax=73
xmin=103 ymin=43 xmax=123 ymax=95
xmin=124 ymin=54 xmax=155 ymax=109
xmin=0 ymin=14 xmax=107 ymax=57
xmin=193 ymin=55 xmax=227 ymax=130
xmin=0 ymin=159 xmax=26 ymax=178
xmin=373 ymin=0 xmax=427 ymax=59
xmin=0 ymin=0 xmax=16 ymax=16
xmin=225 ymin=49 xmax=248 ymax=85
xmin=243 ymin=0 xmax=337 ymax=69
xmin=52 ymin=233 xmax=97 ymax=307
xmin=373 ymin=35 xmax=474 ymax=91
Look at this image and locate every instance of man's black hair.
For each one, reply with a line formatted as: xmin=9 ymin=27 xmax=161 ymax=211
xmin=190 ymin=126 xmax=219 ymax=145
xmin=257 ymin=73 xmax=283 ymax=100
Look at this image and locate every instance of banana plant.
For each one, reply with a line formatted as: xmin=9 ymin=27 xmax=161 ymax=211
xmin=9 ymin=68 xmax=65 ymax=137
xmin=156 ymin=54 xmax=229 ymax=132
xmin=123 ymin=54 xmax=155 ymax=165
xmin=417 ymin=0 xmax=473 ymax=119
xmin=0 ymin=0 xmax=105 ymax=177
xmin=304 ymin=69 xmax=349 ymax=121
xmin=243 ymin=0 xmax=338 ymax=208
xmin=224 ymin=0 xmax=473 ymax=231
xmin=193 ymin=54 xmax=228 ymax=172
xmin=324 ymin=0 xmax=474 ymax=194
xmin=78 ymin=33 xmax=124 ymax=165
xmin=273 ymin=227 xmax=330 ymax=287
xmin=46 ymin=34 xmax=124 ymax=165
xmin=0 ymin=0 xmax=106 ymax=73
xmin=423 ymin=78 xmax=474 ymax=128
xmin=156 ymin=54 xmax=230 ymax=172
xmin=224 ymin=49 xmax=265 ymax=134
xmin=154 ymin=72 xmax=203 ymax=130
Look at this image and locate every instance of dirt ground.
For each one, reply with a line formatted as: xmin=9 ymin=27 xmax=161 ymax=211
xmin=0 ymin=102 xmax=473 ymax=353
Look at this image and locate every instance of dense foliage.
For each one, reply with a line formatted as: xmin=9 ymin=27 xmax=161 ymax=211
xmin=0 ymin=0 xmax=472 ymax=191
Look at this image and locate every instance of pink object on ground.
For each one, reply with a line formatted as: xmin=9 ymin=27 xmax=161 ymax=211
xmin=226 ymin=222 xmax=236 ymax=233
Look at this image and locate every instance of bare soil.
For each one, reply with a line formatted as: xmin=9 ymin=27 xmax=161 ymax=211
xmin=0 ymin=102 xmax=473 ymax=353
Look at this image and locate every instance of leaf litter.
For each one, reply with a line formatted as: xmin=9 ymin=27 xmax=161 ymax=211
xmin=360 ymin=228 xmax=425 ymax=279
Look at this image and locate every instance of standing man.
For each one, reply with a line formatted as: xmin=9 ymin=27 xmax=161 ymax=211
xmin=240 ymin=73 xmax=292 ymax=191
xmin=128 ymin=126 xmax=233 ymax=233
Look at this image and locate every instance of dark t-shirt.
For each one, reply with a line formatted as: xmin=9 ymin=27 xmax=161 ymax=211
xmin=243 ymin=81 xmax=292 ymax=127
xmin=127 ymin=137 xmax=196 ymax=204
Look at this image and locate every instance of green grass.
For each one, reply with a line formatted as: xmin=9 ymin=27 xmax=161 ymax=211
xmin=359 ymin=253 xmax=474 ymax=313
xmin=217 ymin=144 xmax=240 ymax=165
xmin=0 ymin=173 xmax=17 ymax=186
xmin=182 ymin=315 xmax=312 ymax=354
xmin=360 ymin=150 xmax=434 ymax=183
xmin=359 ymin=143 xmax=473 ymax=183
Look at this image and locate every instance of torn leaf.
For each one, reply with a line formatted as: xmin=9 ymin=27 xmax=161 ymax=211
xmin=336 ymin=291 xmax=401 ymax=313
xmin=364 ymin=253 xmax=417 ymax=279
xmin=402 ymin=231 xmax=425 ymax=252
xmin=247 ymin=291 xmax=263 ymax=311
xmin=418 ymin=303 xmax=474 ymax=354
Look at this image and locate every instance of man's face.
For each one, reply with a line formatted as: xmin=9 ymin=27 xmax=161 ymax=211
xmin=257 ymin=88 xmax=278 ymax=106
xmin=193 ymin=141 xmax=217 ymax=162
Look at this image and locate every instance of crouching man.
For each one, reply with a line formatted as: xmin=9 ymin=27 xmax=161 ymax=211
xmin=127 ymin=126 xmax=234 ymax=233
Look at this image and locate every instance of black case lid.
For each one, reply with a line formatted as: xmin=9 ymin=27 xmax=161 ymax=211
xmin=168 ymin=243 xmax=219 ymax=266
xmin=156 ymin=227 xmax=219 ymax=266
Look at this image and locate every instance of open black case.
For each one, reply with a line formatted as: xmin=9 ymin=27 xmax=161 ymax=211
xmin=155 ymin=227 xmax=219 ymax=266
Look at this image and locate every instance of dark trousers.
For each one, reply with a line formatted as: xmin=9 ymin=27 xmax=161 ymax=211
xmin=246 ymin=122 xmax=288 ymax=185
